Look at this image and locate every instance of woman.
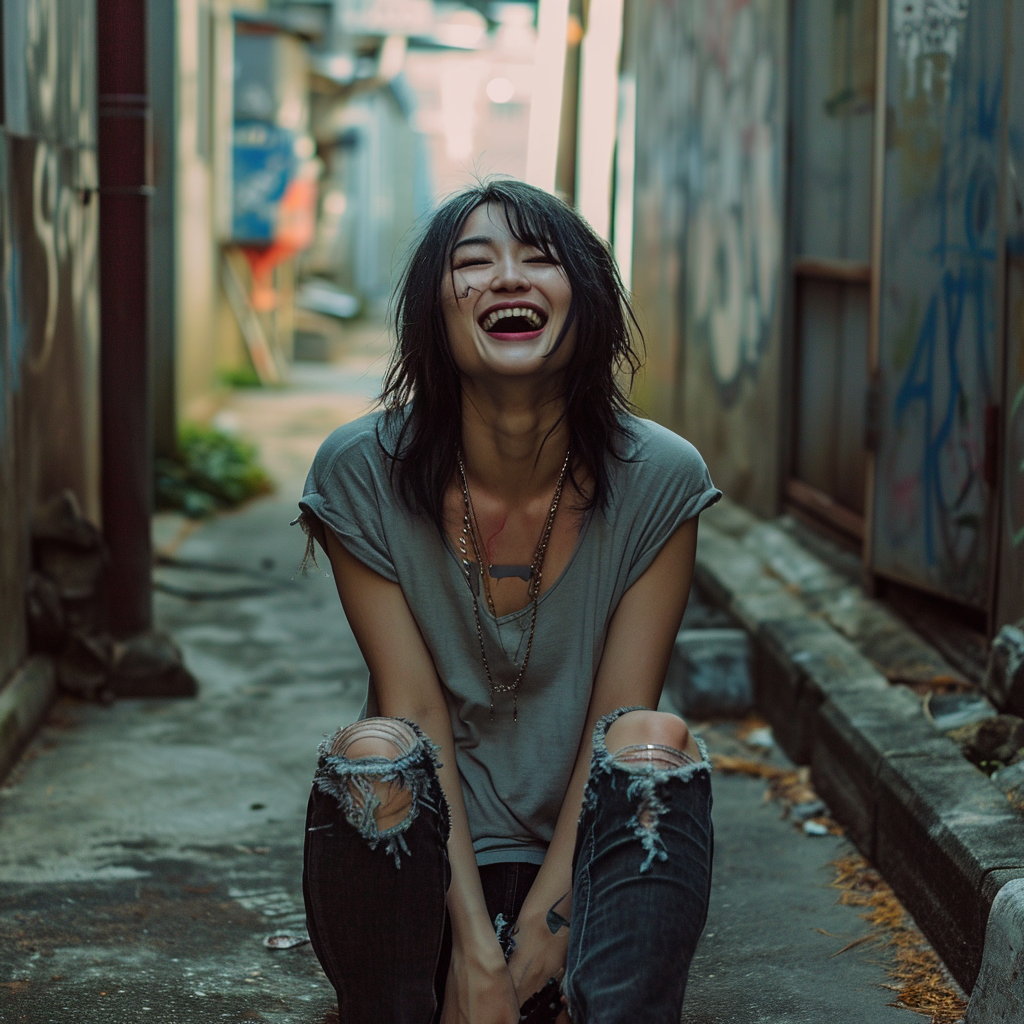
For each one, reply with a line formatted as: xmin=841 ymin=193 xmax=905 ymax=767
xmin=297 ymin=178 xmax=719 ymax=1024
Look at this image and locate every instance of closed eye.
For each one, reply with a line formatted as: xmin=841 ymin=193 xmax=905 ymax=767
xmin=453 ymin=259 xmax=491 ymax=269
xmin=524 ymin=255 xmax=559 ymax=265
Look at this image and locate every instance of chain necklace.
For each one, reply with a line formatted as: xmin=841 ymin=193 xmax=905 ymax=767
xmin=457 ymin=449 xmax=571 ymax=721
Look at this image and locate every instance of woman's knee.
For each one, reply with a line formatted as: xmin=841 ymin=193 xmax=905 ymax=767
xmin=325 ymin=717 xmax=424 ymax=831
xmin=604 ymin=709 xmax=700 ymax=767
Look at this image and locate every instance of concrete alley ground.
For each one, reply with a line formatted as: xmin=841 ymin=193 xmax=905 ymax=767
xmin=0 ymin=323 xmax=939 ymax=1023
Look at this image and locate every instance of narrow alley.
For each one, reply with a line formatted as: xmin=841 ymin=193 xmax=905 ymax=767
xmin=3 ymin=2 xmax=1024 ymax=1022
xmin=1 ymin=325 xmax=936 ymax=1023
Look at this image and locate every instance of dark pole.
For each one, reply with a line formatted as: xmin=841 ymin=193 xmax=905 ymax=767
xmin=98 ymin=0 xmax=153 ymax=637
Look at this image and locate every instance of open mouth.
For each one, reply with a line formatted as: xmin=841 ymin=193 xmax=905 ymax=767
xmin=479 ymin=305 xmax=548 ymax=337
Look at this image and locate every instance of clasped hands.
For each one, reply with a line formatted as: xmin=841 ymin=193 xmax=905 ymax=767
xmin=440 ymin=909 xmax=571 ymax=1024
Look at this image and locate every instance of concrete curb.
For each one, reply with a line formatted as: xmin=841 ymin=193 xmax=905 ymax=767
xmin=0 ymin=656 xmax=56 ymax=782
xmin=695 ymin=500 xmax=1024 ymax=995
xmin=965 ymin=877 xmax=1024 ymax=1022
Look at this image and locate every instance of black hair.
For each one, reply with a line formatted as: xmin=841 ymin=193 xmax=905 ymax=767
xmin=378 ymin=177 xmax=644 ymax=529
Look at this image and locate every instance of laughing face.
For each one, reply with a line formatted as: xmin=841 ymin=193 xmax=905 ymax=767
xmin=442 ymin=203 xmax=575 ymax=383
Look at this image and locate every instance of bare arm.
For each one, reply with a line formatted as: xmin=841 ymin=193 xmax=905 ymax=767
xmin=323 ymin=529 xmax=519 ymax=1024
xmin=506 ymin=516 xmax=701 ymax=1000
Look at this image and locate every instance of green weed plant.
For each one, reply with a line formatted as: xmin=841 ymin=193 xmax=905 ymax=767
xmin=155 ymin=423 xmax=273 ymax=518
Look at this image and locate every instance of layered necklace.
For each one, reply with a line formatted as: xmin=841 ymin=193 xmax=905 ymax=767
xmin=457 ymin=449 xmax=571 ymax=721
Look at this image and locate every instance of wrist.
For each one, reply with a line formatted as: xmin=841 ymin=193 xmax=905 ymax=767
xmin=452 ymin=917 xmax=505 ymax=966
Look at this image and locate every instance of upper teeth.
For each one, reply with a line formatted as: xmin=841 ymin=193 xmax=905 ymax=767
xmin=482 ymin=307 xmax=543 ymax=331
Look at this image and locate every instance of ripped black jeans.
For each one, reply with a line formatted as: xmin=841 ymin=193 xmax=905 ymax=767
xmin=302 ymin=707 xmax=714 ymax=1024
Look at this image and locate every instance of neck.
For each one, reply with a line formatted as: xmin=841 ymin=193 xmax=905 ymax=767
xmin=459 ymin=378 xmax=570 ymax=503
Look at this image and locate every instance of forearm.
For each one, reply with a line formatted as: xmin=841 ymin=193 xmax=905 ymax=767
xmin=415 ymin=704 xmax=503 ymax=955
xmin=517 ymin=724 xmax=593 ymax=929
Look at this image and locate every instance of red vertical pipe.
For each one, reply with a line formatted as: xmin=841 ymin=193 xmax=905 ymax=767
xmin=98 ymin=0 xmax=153 ymax=636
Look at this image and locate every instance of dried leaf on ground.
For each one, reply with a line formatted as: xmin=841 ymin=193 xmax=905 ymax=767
xmin=710 ymin=754 xmax=790 ymax=780
xmin=734 ymin=713 xmax=771 ymax=742
xmin=830 ymin=854 xmax=966 ymax=1024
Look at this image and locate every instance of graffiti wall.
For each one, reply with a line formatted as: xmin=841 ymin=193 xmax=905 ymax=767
xmin=994 ymin=0 xmax=1024 ymax=628
xmin=871 ymin=0 xmax=1001 ymax=607
xmin=0 ymin=0 xmax=100 ymax=683
xmin=631 ymin=0 xmax=786 ymax=514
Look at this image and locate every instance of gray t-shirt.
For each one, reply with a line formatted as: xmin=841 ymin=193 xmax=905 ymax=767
xmin=298 ymin=409 xmax=720 ymax=865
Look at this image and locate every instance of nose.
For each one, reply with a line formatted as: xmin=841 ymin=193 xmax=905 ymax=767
xmin=490 ymin=251 xmax=530 ymax=293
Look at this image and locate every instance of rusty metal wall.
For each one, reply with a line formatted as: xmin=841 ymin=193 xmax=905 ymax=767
xmin=995 ymin=0 xmax=1024 ymax=627
xmin=0 ymin=0 xmax=100 ymax=682
xmin=631 ymin=0 xmax=787 ymax=516
xmin=870 ymin=0 xmax=1002 ymax=608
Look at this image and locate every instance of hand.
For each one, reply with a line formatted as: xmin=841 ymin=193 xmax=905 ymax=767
xmin=505 ymin=911 xmax=571 ymax=1023
xmin=440 ymin=934 xmax=520 ymax=1024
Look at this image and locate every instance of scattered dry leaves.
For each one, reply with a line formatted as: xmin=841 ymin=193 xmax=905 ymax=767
xmin=830 ymin=853 xmax=966 ymax=1024
xmin=710 ymin=757 xmax=844 ymax=834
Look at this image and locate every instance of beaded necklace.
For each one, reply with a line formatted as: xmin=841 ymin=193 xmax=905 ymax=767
xmin=456 ymin=449 xmax=571 ymax=721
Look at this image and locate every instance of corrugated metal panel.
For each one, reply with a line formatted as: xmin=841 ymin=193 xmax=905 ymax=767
xmin=631 ymin=0 xmax=787 ymax=516
xmin=995 ymin=0 xmax=1024 ymax=627
xmin=871 ymin=0 xmax=1002 ymax=607
xmin=791 ymin=0 xmax=875 ymax=265
xmin=788 ymin=0 xmax=875 ymax=521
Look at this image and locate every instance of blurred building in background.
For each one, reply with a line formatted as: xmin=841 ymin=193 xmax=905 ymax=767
xmin=158 ymin=0 xmax=539 ymax=427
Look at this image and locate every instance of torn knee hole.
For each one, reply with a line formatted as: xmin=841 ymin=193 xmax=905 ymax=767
xmin=611 ymin=742 xmax=695 ymax=772
xmin=636 ymin=795 xmax=657 ymax=831
xmin=329 ymin=717 xmax=419 ymax=759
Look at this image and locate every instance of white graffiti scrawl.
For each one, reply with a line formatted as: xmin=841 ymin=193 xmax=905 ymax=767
xmin=891 ymin=0 xmax=970 ymax=99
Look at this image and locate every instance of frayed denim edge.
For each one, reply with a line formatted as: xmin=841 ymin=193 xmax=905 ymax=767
xmin=291 ymin=511 xmax=327 ymax=576
xmin=584 ymin=705 xmax=712 ymax=873
xmin=311 ymin=718 xmax=445 ymax=869
xmin=494 ymin=913 xmax=517 ymax=961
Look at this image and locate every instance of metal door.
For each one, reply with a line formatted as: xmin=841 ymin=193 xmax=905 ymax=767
xmin=870 ymin=0 xmax=1004 ymax=608
xmin=994 ymin=0 xmax=1024 ymax=627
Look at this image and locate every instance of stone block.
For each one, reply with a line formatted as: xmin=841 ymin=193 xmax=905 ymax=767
xmin=0 ymin=656 xmax=57 ymax=782
xmin=694 ymin=527 xmax=778 ymax=608
xmin=751 ymin=617 xmax=811 ymax=763
xmin=875 ymin=751 xmax=1024 ymax=991
xmin=809 ymin=682 xmax=941 ymax=862
xmin=753 ymin=616 xmax=889 ymax=765
xmin=811 ymin=700 xmax=878 ymax=859
xmin=700 ymin=497 xmax=759 ymax=539
xmin=985 ymin=623 xmax=1024 ymax=717
xmin=814 ymin=584 xmax=966 ymax=688
xmin=729 ymin=589 xmax=806 ymax=635
xmin=665 ymin=628 xmax=753 ymax=719
xmin=680 ymin=585 xmax=736 ymax=631
xmin=968 ymin=876 xmax=1024 ymax=1024
xmin=743 ymin=522 xmax=848 ymax=600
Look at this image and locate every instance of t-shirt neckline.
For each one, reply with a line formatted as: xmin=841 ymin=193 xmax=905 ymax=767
xmin=442 ymin=507 xmax=594 ymax=625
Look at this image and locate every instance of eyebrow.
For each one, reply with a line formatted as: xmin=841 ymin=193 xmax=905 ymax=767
xmin=452 ymin=235 xmax=492 ymax=251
